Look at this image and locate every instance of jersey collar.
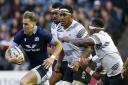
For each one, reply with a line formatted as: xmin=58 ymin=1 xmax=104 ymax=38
xmin=66 ymin=19 xmax=75 ymax=31
xmin=33 ymin=26 xmax=37 ymax=34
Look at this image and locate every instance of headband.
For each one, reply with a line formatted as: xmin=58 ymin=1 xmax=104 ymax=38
xmin=59 ymin=8 xmax=71 ymax=14
xmin=89 ymin=26 xmax=104 ymax=29
xmin=51 ymin=8 xmax=59 ymax=12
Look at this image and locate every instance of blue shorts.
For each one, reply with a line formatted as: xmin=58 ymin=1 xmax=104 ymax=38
xmin=32 ymin=65 xmax=52 ymax=84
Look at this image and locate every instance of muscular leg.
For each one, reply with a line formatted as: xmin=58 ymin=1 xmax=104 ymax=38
xmin=20 ymin=65 xmax=52 ymax=85
xmin=49 ymin=71 xmax=63 ymax=85
xmin=20 ymin=70 xmax=37 ymax=85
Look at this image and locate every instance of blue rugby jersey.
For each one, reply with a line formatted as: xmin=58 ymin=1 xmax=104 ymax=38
xmin=13 ymin=26 xmax=53 ymax=69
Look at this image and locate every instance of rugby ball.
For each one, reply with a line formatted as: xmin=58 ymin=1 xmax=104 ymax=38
xmin=9 ymin=46 xmax=24 ymax=64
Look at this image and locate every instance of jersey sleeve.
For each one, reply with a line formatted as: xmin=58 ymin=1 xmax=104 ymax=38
xmin=13 ymin=31 xmax=23 ymax=46
xmin=89 ymin=33 xmax=102 ymax=45
xmin=76 ymin=26 xmax=88 ymax=38
xmin=42 ymin=29 xmax=53 ymax=44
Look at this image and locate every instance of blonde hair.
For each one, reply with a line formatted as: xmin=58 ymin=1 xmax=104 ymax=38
xmin=23 ymin=11 xmax=36 ymax=22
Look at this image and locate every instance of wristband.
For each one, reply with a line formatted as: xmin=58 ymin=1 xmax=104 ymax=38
xmin=88 ymin=55 xmax=92 ymax=60
xmin=89 ymin=70 xmax=95 ymax=76
xmin=92 ymin=55 xmax=99 ymax=62
xmin=51 ymin=55 xmax=56 ymax=59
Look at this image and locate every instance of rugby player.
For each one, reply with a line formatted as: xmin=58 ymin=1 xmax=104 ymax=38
xmin=53 ymin=5 xmax=91 ymax=85
xmin=49 ymin=2 xmax=64 ymax=85
xmin=5 ymin=11 xmax=62 ymax=85
xmin=60 ymin=18 xmax=124 ymax=85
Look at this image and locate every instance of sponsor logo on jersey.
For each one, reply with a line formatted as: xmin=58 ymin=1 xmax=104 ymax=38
xmin=25 ymin=44 xmax=40 ymax=52
xmin=35 ymin=37 xmax=39 ymax=41
xmin=25 ymin=44 xmax=36 ymax=48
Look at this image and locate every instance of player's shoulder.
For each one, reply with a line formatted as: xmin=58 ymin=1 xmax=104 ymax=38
xmin=92 ymin=31 xmax=105 ymax=37
xmin=37 ymin=26 xmax=52 ymax=37
xmin=71 ymin=20 xmax=86 ymax=34
xmin=14 ymin=29 xmax=24 ymax=37
xmin=73 ymin=20 xmax=85 ymax=29
xmin=16 ymin=29 xmax=24 ymax=34
xmin=92 ymin=31 xmax=110 ymax=42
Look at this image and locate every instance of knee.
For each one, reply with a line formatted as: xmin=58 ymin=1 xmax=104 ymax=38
xmin=20 ymin=78 xmax=28 ymax=85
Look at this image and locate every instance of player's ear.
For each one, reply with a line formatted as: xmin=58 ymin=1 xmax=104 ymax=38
xmin=32 ymin=21 xmax=36 ymax=27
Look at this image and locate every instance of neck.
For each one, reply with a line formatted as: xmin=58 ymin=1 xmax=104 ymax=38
xmin=95 ymin=29 xmax=103 ymax=33
xmin=27 ymin=26 xmax=35 ymax=36
xmin=64 ymin=19 xmax=73 ymax=29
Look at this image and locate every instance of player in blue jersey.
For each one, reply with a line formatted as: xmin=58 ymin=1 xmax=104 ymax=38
xmin=5 ymin=11 xmax=62 ymax=85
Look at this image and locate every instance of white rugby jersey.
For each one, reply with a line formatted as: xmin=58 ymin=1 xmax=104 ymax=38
xmin=51 ymin=22 xmax=62 ymax=39
xmin=51 ymin=20 xmax=88 ymax=65
xmin=90 ymin=31 xmax=123 ymax=77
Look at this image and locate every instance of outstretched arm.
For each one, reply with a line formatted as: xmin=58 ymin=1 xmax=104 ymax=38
xmin=51 ymin=39 xmax=62 ymax=59
xmin=60 ymin=37 xmax=95 ymax=46
xmin=43 ymin=39 xmax=62 ymax=69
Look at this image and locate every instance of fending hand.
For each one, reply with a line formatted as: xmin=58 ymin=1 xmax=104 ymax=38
xmin=43 ymin=55 xmax=56 ymax=69
xmin=71 ymin=61 xmax=80 ymax=71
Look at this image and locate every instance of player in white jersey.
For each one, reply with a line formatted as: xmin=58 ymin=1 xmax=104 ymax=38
xmin=50 ymin=3 xmax=62 ymax=39
xmin=53 ymin=5 xmax=91 ymax=85
xmin=49 ymin=3 xmax=64 ymax=85
xmin=60 ymin=18 xmax=124 ymax=85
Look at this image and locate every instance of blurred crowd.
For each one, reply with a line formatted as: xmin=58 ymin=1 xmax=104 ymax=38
xmin=0 ymin=0 xmax=128 ymax=70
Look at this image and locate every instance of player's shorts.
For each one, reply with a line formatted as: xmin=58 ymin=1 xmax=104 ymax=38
xmin=61 ymin=61 xmax=73 ymax=82
xmin=101 ymin=74 xmax=123 ymax=85
xmin=32 ymin=65 xmax=52 ymax=84
xmin=73 ymin=67 xmax=91 ymax=84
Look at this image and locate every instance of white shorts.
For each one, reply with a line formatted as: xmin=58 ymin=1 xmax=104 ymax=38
xmin=32 ymin=65 xmax=52 ymax=84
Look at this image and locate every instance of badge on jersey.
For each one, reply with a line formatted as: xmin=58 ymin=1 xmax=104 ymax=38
xmin=35 ymin=37 xmax=39 ymax=41
xmin=24 ymin=38 xmax=27 ymax=41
